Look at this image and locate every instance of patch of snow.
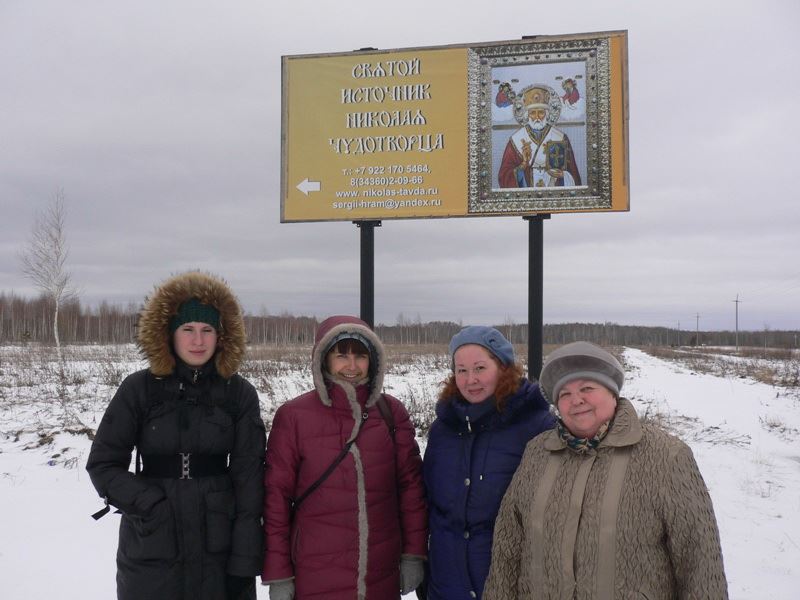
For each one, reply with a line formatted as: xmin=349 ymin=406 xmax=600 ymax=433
xmin=1 ymin=345 xmax=797 ymax=598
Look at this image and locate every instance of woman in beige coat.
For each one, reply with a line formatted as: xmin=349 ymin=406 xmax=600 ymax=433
xmin=483 ymin=341 xmax=728 ymax=600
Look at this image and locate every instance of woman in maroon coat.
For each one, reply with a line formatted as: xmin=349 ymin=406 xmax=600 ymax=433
xmin=262 ymin=316 xmax=427 ymax=600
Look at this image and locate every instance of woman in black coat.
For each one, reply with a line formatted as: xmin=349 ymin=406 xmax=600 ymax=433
xmin=87 ymin=271 xmax=266 ymax=600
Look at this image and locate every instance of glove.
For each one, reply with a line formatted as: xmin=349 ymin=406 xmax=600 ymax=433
xmin=269 ymin=579 xmax=296 ymax=600
xmin=225 ymin=575 xmax=255 ymax=600
xmin=399 ymin=556 xmax=425 ymax=595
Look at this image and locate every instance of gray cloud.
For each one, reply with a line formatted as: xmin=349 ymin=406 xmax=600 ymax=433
xmin=1 ymin=0 xmax=798 ymax=334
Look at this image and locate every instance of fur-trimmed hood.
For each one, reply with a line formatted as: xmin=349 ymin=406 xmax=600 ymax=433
xmin=311 ymin=315 xmax=385 ymax=409
xmin=136 ymin=271 xmax=246 ymax=378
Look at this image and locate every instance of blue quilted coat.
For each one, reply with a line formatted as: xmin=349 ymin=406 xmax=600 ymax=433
xmin=423 ymin=378 xmax=555 ymax=600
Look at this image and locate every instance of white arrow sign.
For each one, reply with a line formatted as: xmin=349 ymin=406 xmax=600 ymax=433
xmin=296 ymin=178 xmax=321 ymax=196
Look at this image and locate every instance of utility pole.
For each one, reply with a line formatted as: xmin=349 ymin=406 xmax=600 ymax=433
xmin=695 ymin=313 xmax=700 ymax=347
xmin=677 ymin=321 xmax=681 ymax=347
xmin=733 ymin=294 xmax=741 ymax=352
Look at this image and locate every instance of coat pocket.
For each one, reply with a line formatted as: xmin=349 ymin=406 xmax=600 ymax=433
xmin=205 ymin=489 xmax=236 ymax=553
xmin=120 ymin=500 xmax=177 ymax=560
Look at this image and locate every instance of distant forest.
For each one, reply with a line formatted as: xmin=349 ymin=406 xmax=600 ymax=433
xmin=1 ymin=292 xmax=797 ymax=349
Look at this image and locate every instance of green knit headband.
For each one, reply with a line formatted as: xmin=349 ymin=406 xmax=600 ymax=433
xmin=169 ymin=298 xmax=220 ymax=332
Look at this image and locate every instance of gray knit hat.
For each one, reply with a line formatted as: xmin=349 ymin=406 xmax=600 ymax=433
xmin=448 ymin=326 xmax=514 ymax=367
xmin=539 ymin=341 xmax=624 ymax=404
xmin=323 ymin=331 xmax=375 ymax=363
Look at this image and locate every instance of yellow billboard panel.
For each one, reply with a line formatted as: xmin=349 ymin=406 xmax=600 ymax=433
xmin=282 ymin=48 xmax=469 ymax=222
xmin=281 ymin=32 xmax=628 ymax=222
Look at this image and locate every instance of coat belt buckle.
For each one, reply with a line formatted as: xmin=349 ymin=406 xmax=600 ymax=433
xmin=180 ymin=453 xmax=192 ymax=479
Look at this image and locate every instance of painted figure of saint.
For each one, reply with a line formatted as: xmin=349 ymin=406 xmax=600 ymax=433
xmin=495 ymin=82 xmax=514 ymax=107
xmin=497 ymin=84 xmax=582 ymax=188
xmin=561 ymin=78 xmax=580 ymax=106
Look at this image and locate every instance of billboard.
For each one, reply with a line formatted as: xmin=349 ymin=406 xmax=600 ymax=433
xmin=281 ymin=31 xmax=628 ymax=222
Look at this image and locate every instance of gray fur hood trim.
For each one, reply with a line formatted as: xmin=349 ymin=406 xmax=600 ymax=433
xmin=311 ymin=319 xmax=386 ymax=408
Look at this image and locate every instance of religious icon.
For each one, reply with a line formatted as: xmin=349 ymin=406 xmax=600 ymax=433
xmin=496 ymin=83 xmax=582 ymax=188
xmin=468 ymin=32 xmax=626 ymax=214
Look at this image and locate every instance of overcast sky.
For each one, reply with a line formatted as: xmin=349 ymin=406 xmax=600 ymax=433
xmin=2 ymin=0 xmax=798 ymax=332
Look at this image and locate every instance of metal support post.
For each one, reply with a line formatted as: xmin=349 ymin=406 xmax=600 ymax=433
xmin=355 ymin=220 xmax=381 ymax=328
xmin=524 ymin=214 xmax=550 ymax=380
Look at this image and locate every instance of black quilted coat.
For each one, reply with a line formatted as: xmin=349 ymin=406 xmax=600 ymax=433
xmin=86 ymin=272 xmax=265 ymax=599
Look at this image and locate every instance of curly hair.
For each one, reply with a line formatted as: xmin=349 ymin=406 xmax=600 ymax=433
xmin=438 ymin=355 xmax=525 ymax=412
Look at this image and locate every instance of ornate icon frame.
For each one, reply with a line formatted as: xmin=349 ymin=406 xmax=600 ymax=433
xmin=467 ymin=34 xmax=617 ymax=214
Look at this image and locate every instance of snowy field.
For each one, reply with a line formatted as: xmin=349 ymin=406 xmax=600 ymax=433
xmin=0 ymin=344 xmax=798 ymax=599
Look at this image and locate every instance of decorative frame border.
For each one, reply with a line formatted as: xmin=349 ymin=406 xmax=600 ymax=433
xmin=468 ymin=35 xmax=613 ymax=214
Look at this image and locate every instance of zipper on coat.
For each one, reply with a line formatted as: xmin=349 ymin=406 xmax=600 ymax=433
xmin=466 ymin=415 xmax=472 ymax=433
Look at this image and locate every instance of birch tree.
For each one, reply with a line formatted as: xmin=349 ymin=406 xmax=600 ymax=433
xmin=19 ymin=190 xmax=76 ymax=364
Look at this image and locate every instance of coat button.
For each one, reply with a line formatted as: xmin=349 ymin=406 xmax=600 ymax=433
xmin=463 ymin=531 xmax=470 ymax=539
xmin=464 ymin=478 xmax=471 ymax=486
xmin=470 ymin=592 xmax=477 ymax=598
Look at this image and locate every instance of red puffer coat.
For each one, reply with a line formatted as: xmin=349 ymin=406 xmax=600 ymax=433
xmin=262 ymin=316 xmax=427 ymax=600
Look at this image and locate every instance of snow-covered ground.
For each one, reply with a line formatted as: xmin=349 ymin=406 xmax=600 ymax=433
xmin=623 ymin=348 xmax=800 ymax=597
xmin=0 ymin=345 xmax=798 ymax=599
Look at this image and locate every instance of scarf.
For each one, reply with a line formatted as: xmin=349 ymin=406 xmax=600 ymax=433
xmin=557 ymin=419 xmax=612 ymax=453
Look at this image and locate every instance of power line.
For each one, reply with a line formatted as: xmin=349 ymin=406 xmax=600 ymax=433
xmin=739 ymin=274 xmax=800 ymax=299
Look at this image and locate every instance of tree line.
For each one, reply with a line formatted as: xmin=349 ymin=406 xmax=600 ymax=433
xmin=1 ymin=293 xmax=797 ymax=349
xmin=0 ymin=293 xmax=138 ymax=344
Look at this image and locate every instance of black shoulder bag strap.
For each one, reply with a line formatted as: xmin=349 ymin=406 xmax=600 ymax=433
xmin=376 ymin=394 xmax=399 ymax=496
xmin=136 ymin=372 xmax=161 ymax=475
xmin=290 ymin=394 xmax=398 ymax=516
xmin=290 ymin=423 xmax=361 ymax=516
xmin=134 ymin=372 xmax=180 ymax=474
xmin=375 ymin=394 xmax=396 ymax=444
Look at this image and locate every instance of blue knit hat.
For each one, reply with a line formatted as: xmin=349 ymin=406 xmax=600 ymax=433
xmin=448 ymin=326 xmax=515 ymax=367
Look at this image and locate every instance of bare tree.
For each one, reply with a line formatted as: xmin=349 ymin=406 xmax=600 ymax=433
xmin=19 ymin=190 xmax=77 ymax=364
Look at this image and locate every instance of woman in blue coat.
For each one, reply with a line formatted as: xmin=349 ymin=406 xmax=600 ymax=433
xmin=423 ymin=326 xmax=555 ymax=600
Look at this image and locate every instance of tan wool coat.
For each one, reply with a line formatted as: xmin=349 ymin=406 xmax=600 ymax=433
xmin=483 ymin=398 xmax=728 ymax=600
